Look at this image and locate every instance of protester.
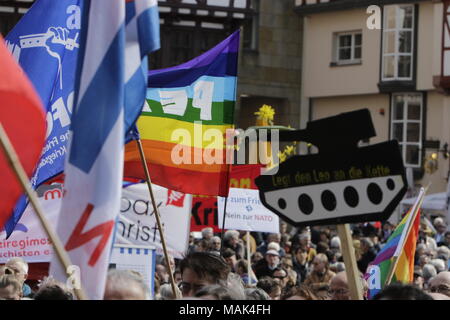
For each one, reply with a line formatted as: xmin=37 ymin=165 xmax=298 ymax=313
xmin=223 ymin=230 xmax=244 ymax=259
xmin=372 ymin=283 xmax=433 ymax=300
xmin=303 ymin=253 xmax=335 ymax=291
xmin=292 ymin=246 xmax=309 ymax=283
xmin=103 ymin=269 xmax=149 ymax=300
xmin=0 ymin=275 xmax=22 ymax=300
xmin=357 ymin=237 xmax=377 ymax=273
xmin=5 ymin=257 xmax=32 ymax=298
xmin=201 ymin=227 xmax=214 ymax=240
xmin=285 ymin=284 xmax=318 ymax=300
xmin=222 ymin=248 xmax=238 ymax=272
xmin=254 ymin=249 xmax=280 ymax=279
xmin=256 ymin=277 xmax=282 ymax=300
xmin=428 ymin=271 xmax=450 ymax=297
xmin=179 ymin=252 xmax=230 ymax=297
xmin=434 ymin=218 xmax=448 ymax=244
xmin=245 ymin=287 xmax=270 ymax=300
xmin=235 ymin=259 xmax=257 ymax=286
xmin=329 ymin=271 xmax=367 ymax=300
xmin=210 ymin=236 xmax=222 ymax=254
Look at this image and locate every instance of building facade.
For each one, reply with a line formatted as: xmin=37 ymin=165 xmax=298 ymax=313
xmin=296 ymin=0 xmax=450 ymax=195
xmin=0 ymin=0 xmax=302 ymax=130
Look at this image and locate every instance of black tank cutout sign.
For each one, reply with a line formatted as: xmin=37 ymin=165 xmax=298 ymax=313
xmin=255 ymin=109 xmax=407 ymax=227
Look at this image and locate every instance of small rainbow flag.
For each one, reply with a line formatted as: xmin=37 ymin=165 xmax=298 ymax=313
xmin=365 ymin=188 xmax=425 ymax=299
xmin=124 ymin=31 xmax=239 ymax=196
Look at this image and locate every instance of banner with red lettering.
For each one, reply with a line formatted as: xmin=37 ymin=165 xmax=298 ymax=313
xmin=190 ymin=165 xmax=263 ymax=232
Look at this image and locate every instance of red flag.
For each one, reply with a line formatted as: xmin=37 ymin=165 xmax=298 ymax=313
xmin=0 ymin=35 xmax=46 ymax=228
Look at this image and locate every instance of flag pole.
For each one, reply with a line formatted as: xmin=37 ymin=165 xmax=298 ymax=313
xmin=0 ymin=123 xmax=88 ymax=300
xmin=135 ymin=138 xmax=180 ymax=299
xmin=384 ymin=187 xmax=427 ymax=286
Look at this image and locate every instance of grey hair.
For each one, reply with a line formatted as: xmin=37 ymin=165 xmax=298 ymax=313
xmin=6 ymin=257 xmax=29 ymax=274
xmin=423 ymin=264 xmax=437 ymax=281
xmin=201 ymin=227 xmax=214 ymax=237
xmin=105 ymin=269 xmax=149 ymax=300
xmin=245 ymin=287 xmax=270 ymax=300
xmin=224 ymin=230 xmax=240 ymax=242
xmin=437 ymin=246 xmax=450 ymax=260
xmin=159 ymin=283 xmax=175 ymax=300
xmin=430 ymin=259 xmax=447 ymax=273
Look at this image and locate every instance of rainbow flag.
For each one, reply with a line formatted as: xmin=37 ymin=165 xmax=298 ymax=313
xmin=124 ymin=31 xmax=239 ymax=196
xmin=365 ymin=188 xmax=425 ymax=299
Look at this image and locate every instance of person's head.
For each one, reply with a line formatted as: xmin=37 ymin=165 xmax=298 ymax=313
xmin=429 ymin=292 xmax=450 ymax=300
xmin=316 ymin=241 xmax=329 ymax=254
xmin=294 ymin=246 xmax=308 ymax=264
xmin=211 ymin=236 xmax=221 ymax=251
xmin=265 ymin=250 xmax=280 ymax=269
xmin=267 ymin=233 xmax=281 ymax=244
xmin=329 ymin=271 xmax=367 ymax=300
xmin=434 ymin=218 xmax=447 ymax=233
xmin=444 ymin=231 xmax=450 ymax=245
xmin=174 ymin=269 xmax=182 ymax=285
xmin=280 ymin=221 xmax=288 ymax=234
xmin=256 ymin=277 xmax=282 ymax=300
xmin=286 ymin=284 xmax=318 ymax=300
xmin=360 ymin=237 xmax=374 ymax=254
xmin=298 ymin=232 xmax=311 ymax=247
xmin=437 ymin=246 xmax=450 ymax=261
xmin=103 ymin=269 xmax=149 ymax=300
xmin=271 ymin=267 xmax=288 ymax=288
xmin=312 ymin=253 xmax=329 ymax=274
xmin=234 ymin=259 xmax=248 ymax=276
xmin=5 ymin=257 xmax=28 ymax=285
xmin=196 ymin=239 xmax=212 ymax=252
xmin=159 ymin=283 xmax=175 ymax=300
xmin=224 ymin=230 xmax=240 ymax=247
xmin=195 ymin=283 xmax=246 ymax=300
xmin=0 ymin=275 xmax=22 ymax=300
xmin=251 ymin=251 xmax=264 ymax=264
xmin=413 ymin=268 xmax=424 ymax=289
xmin=222 ymin=248 xmax=237 ymax=271
xmin=330 ymin=236 xmax=341 ymax=252
xmin=430 ymin=259 xmax=446 ymax=273
xmin=201 ymin=227 xmax=214 ymax=240
xmin=155 ymin=264 xmax=168 ymax=282
xmin=179 ymin=252 xmax=230 ymax=297
xmin=422 ymin=264 xmax=437 ymax=283
xmin=373 ymin=283 xmax=433 ymax=300
xmin=34 ymin=285 xmax=73 ymax=300
xmin=267 ymin=241 xmax=280 ymax=252
xmin=319 ymin=230 xmax=329 ymax=243
xmin=428 ymin=271 xmax=450 ymax=297
xmin=245 ymin=287 xmax=270 ymax=300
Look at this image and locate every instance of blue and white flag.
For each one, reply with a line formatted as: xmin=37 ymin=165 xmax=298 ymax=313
xmin=4 ymin=0 xmax=83 ymax=237
xmin=49 ymin=0 xmax=160 ymax=300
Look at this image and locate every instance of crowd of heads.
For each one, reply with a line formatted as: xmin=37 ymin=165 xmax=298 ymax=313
xmin=0 ymin=215 xmax=449 ymax=300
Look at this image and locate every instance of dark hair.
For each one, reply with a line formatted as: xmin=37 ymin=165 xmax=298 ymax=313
xmin=179 ymin=252 xmax=230 ymax=283
xmin=235 ymin=259 xmax=248 ymax=273
xmin=34 ymin=285 xmax=73 ymax=300
xmin=372 ymin=283 xmax=433 ymax=300
xmin=256 ymin=277 xmax=280 ymax=296
xmin=316 ymin=241 xmax=329 ymax=254
xmin=222 ymin=248 xmax=236 ymax=259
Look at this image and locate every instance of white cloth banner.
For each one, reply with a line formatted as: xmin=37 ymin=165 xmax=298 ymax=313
xmin=218 ymin=188 xmax=280 ymax=233
xmin=109 ymin=244 xmax=155 ymax=299
xmin=0 ymin=183 xmax=191 ymax=263
xmin=116 ymin=183 xmax=191 ymax=259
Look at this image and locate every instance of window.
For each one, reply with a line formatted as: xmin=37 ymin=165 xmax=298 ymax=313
xmin=390 ymin=93 xmax=423 ymax=167
xmin=333 ymin=31 xmax=362 ymax=65
xmin=382 ymin=5 xmax=414 ymax=81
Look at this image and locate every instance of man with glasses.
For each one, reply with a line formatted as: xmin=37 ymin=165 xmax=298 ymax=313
xmin=179 ymin=252 xmax=230 ymax=297
xmin=329 ymin=271 xmax=368 ymax=300
xmin=428 ymin=271 xmax=450 ymax=298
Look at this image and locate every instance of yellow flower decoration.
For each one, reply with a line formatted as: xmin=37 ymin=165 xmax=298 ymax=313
xmin=254 ymin=104 xmax=275 ymax=125
xmin=284 ymin=145 xmax=295 ymax=156
xmin=277 ymin=151 xmax=287 ymax=163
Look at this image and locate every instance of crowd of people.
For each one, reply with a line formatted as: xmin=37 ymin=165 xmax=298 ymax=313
xmin=0 ymin=215 xmax=449 ymax=300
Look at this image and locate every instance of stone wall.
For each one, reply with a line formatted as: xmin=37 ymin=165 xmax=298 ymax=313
xmin=237 ymin=0 xmax=302 ymax=130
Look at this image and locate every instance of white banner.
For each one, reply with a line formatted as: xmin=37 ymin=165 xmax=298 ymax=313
xmin=116 ymin=184 xmax=192 ymax=259
xmin=109 ymin=244 xmax=156 ymax=299
xmin=0 ymin=183 xmax=191 ymax=263
xmin=0 ymin=186 xmax=62 ymax=263
xmin=218 ymin=188 xmax=280 ymax=233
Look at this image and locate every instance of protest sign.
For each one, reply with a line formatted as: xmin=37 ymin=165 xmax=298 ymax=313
xmin=109 ymin=244 xmax=156 ymax=299
xmin=218 ymin=188 xmax=279 ymax=233
xmin=116 ymin=183 xmax=191 ymax=259
xmin=190 ymin=164 xmax=263 ymax=233
xmin=0 ymin=183 xmax=191 ymax=262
